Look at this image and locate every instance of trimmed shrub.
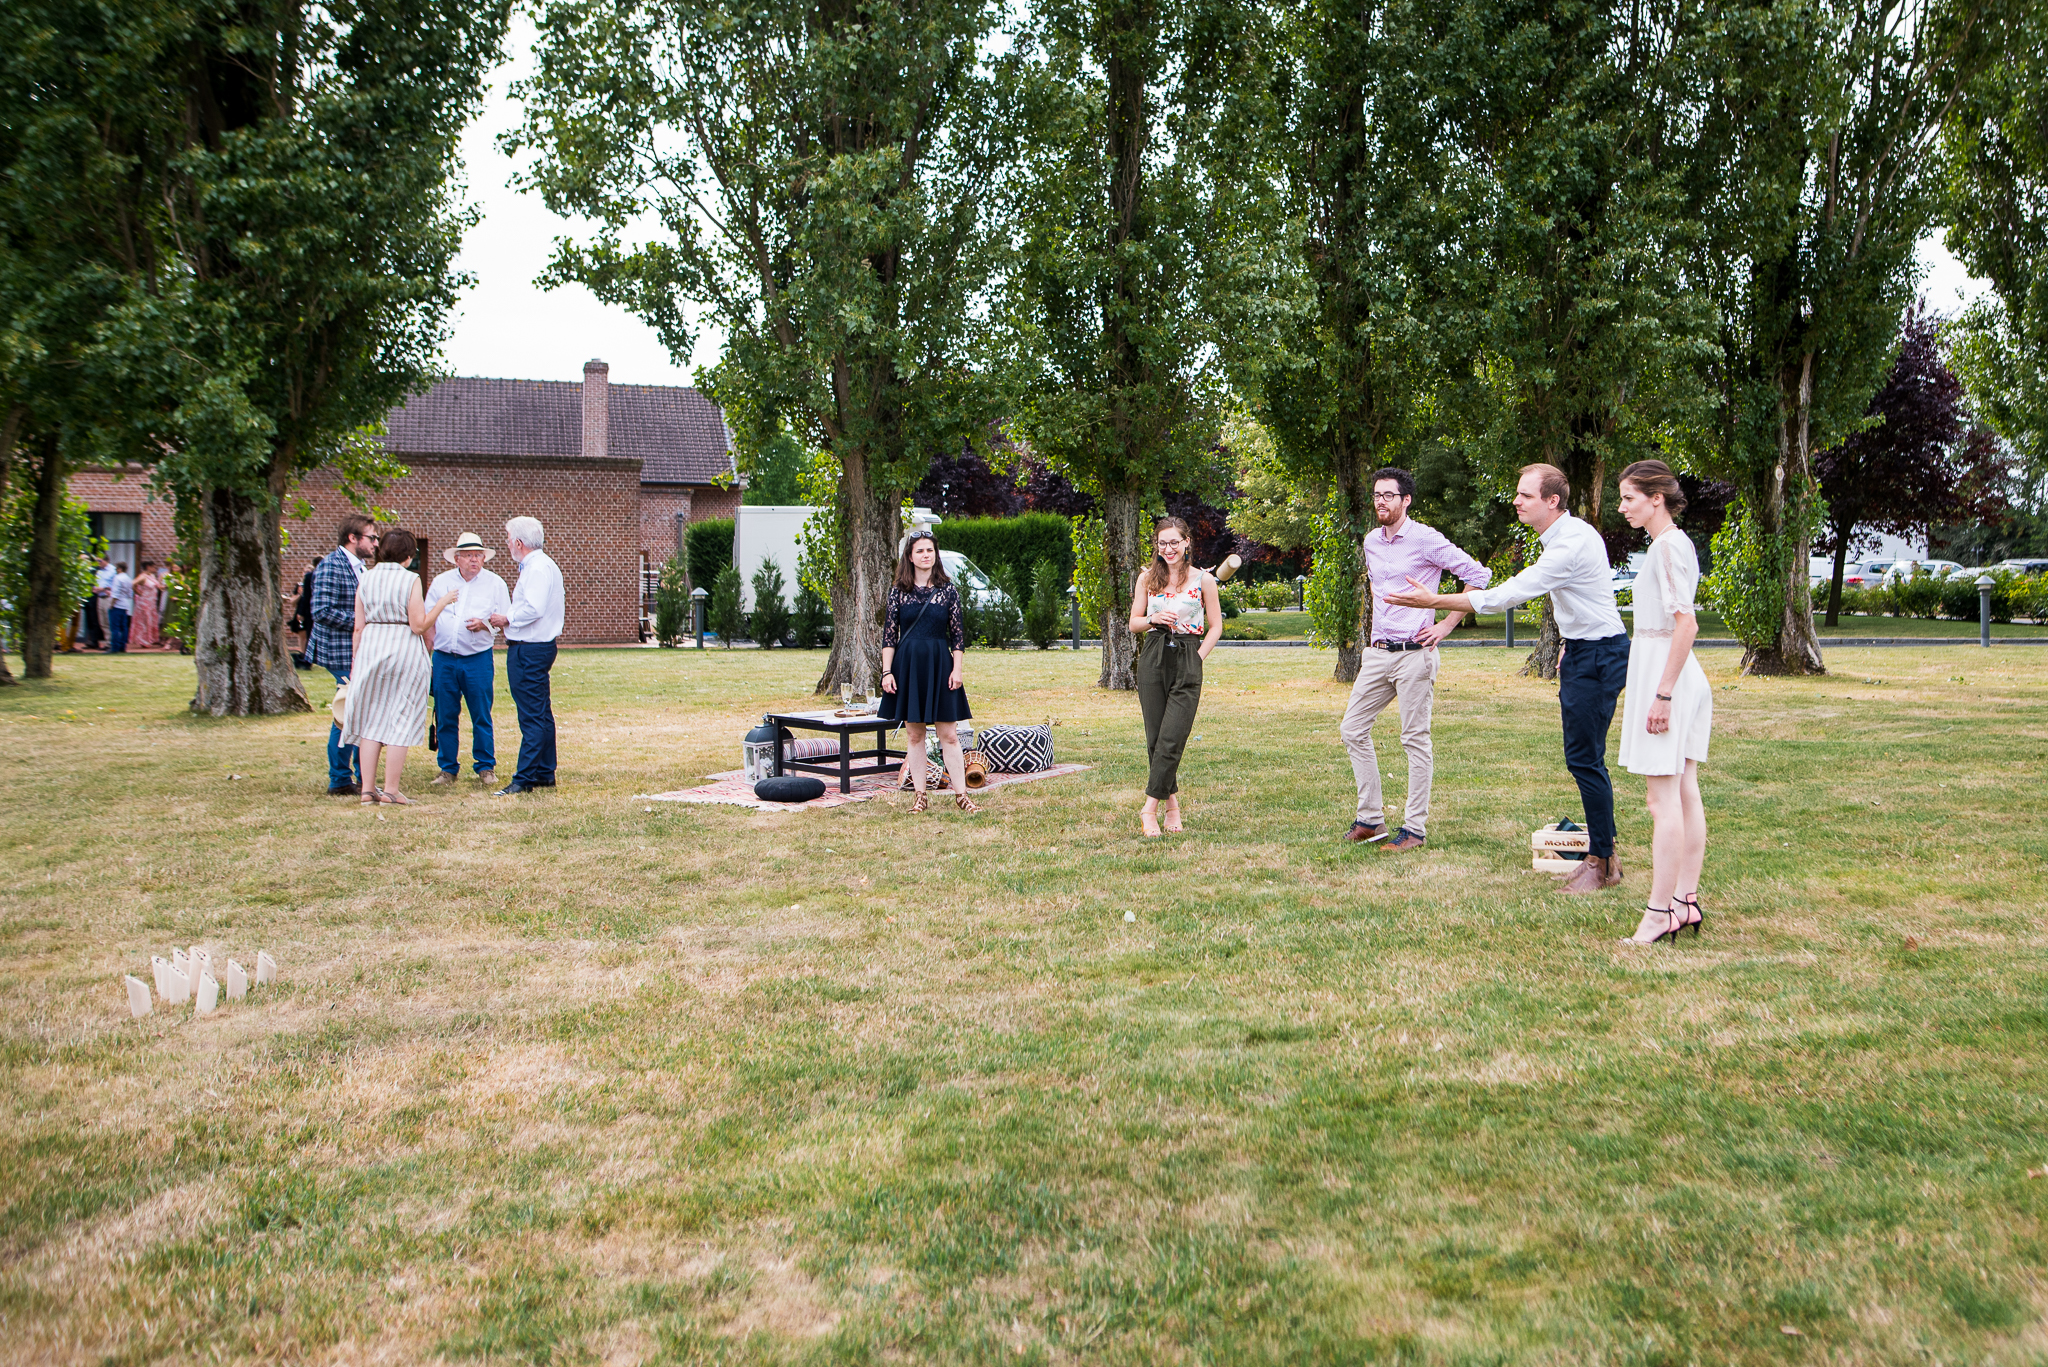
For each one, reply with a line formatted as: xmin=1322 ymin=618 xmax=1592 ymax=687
xmin=1024 ymin=559 xmax=1063 ymax=649
xmin=1940 ymin=569 xmax=2019 ymax=623
xmin=654 ymin=554 xmax=689 ymax=646
xmin=685 ymin=517 xmax=734 ymax=595
xmin=934 ymin=512 xmax=1073 ymax=593
xmin=792 ymin=582 xmax=830 ymax=648
xmin=980 ymin=567 xmax=1024 ymax=648
xmin=708 ymin=564 xmax=743 ymax=645
xmin=750 ymin=558 xmax=791 ymax=647
xmin=959 ymin=590 xmax=985 ymax=650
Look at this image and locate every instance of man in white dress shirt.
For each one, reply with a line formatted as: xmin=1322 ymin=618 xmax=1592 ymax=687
xmin=489 ymin=516 xmax=565 ymax=795
xmin=427 ymin=532 xmax=513 ymax=787
xmin=1383 ymin=463 xmax=1630 ymax=893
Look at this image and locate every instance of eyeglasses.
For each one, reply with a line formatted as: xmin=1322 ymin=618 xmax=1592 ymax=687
xmin=1371 ymin=491 xmax=1406 ymax=502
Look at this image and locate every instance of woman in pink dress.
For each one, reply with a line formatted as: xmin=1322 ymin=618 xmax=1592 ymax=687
xmin=129 ymin=562 xmax=163 ymax=648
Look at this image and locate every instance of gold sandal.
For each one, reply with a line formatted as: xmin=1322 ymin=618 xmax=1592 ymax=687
xmin=910 ymin=792 xmax=929 ymax=814
xmin=954 ymin=793 xmax=979 ymax=815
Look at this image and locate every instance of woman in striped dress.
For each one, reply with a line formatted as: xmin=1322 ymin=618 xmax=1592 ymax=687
xmin=342 ymin=529 xmax=459 ymax=805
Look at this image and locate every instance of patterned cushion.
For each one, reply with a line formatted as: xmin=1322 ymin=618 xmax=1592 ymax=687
xmin=783 ymin=737 xmax=841 ymax=761
xmin=978 ymin=723 xmax=1053 ymax=773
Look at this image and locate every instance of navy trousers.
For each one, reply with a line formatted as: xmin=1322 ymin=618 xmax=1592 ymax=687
xmin=325 ymin=665 xmax=359 ymax=788
xmin=507 ymin=639 xmax=557 ymax=785
xmin=1558 ymin=633 xmax=1630 ymax=859
xmin=107 ymin=607 xmax=130 ymax=653
xmin=432 ymin=649 xmax=496 ymax=775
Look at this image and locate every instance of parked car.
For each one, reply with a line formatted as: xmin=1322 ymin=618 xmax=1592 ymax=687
xmin=939 ymin=550 xmax=1017 ymax=612
xmin=1991 ymin=558 xmax=2048 ymax=576
xmin=1880 ymin=559 xmax=1963 ymax=584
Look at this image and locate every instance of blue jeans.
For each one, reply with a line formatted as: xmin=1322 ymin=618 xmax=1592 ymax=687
xmin=506 ymin=639 xmax=557 ymax=785
xmin=107 ymin=607 xmax=130 ymax=653
xmin=1558 ymin=633 xmax=1630 ymax=859
xmin=433 ymin=649 xmax=496 ymax=775
xmin=325 ymin=665 xmax=359 ymax=788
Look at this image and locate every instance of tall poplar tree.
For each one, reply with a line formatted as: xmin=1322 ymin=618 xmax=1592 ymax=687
xmin=1007 ymin=0 xmax=1253 ymax=689
xmin=1682 ymin=0 xmax=2004 ymax=675
xmin=515 ymin=0 xmax=1013 ymax=694
xmin=1238 ymin=0 xmax=1465 ymax=683
xmin=129 ymin=0 xmax=507 ymax=715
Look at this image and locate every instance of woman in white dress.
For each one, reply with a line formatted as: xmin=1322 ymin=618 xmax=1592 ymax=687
xmin=1616 ymin=461 xmax=1712 ymax=944
xmin=341 ymin=529 xmax=459 ymax=806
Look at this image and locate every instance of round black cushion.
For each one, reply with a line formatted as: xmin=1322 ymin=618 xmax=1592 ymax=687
xmin=754 ymin=775 xmax=827 ymax=803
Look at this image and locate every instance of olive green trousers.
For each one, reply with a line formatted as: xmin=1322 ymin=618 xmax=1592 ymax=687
xmin=1136 ymin=630 xmax=1204 ymax=800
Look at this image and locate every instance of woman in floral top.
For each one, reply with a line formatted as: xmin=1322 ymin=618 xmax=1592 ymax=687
xmin=879 ymin=530 xmax=976 ymax=813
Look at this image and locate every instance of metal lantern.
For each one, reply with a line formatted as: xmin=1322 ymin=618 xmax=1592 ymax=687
xmin=743 ymin=717 xmax=779 ymax=781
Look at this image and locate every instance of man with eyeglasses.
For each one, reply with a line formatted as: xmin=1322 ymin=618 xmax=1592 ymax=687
xmin=1339 ymin=467 xmax=1491 ymax=852
xmin=307 ymin=514 xmax=378 ymax=794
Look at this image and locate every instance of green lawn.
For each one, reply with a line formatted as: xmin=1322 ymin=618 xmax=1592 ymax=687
xmin=1230 ymin=607 xmax=2048 ymax=641
xmin=2 ymin=646 xmax=2044 ymax=1364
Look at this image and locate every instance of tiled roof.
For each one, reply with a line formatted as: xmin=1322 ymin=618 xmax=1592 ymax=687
xmin=382 ymin=376 xmax=734 ymax=486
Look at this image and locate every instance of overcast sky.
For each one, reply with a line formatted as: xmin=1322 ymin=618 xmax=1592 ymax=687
xmin=440 ymin=20 xmax=1994 ymax=390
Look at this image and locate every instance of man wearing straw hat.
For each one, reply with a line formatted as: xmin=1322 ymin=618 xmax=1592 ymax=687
xmin=427 ymin=532 xmax=512 ymax=786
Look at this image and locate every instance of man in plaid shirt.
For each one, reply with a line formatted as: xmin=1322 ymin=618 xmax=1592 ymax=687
xmin=308 ymin=515 xmax=377 ymax=794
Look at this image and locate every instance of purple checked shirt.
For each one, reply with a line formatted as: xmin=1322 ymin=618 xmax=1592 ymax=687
xmin=1363 ymin=516 xmax=1491 ymax=643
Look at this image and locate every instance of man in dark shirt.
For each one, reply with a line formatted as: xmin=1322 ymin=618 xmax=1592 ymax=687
xmin=307 ymin=516 xmax=377 ymax=794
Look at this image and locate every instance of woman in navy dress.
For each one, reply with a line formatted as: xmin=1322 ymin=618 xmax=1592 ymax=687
xmin=879 ymin=529 xmax=977 ymax=813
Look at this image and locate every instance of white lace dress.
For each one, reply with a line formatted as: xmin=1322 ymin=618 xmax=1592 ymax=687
xmin=1619 ymin=528 xmax=1712 ymax=776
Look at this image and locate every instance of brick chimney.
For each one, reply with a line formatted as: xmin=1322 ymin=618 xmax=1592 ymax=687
xmin=581 ymin=358 xmax=610 ymax=458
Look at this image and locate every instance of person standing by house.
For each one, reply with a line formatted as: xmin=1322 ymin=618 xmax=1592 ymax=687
xmin=130 ymin=562 xmax=163 ymax=648
xmin=82 ymin=554 xmax=112 ymax=649
xmin=1614 ymin=461 xmax=1713 ymax=944
xmin=340 ymin=529 xmax=461 ymax=805
xmin=106 ymin=562 xmax=134 ymax=653
xmin=1129 ymin=515 xmax=1223 ymax=838
xmin=307 ymin=515 xmax=378 ymax=795
xmin=1381 ymin=463 xmax=1629 ymax=894
xmin=1340 ymin=468 xmax=1492 ymax=853
xmin=427 ymin=532 xmax=511 ymax=787
xmin=489 ymin=517 xmax=564 ymax=796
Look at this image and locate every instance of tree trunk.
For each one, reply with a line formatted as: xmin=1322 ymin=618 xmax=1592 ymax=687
xmin=190 ymin=476 xmax=309 ymax=715
xmin=1743 ymin=358 xmax=1826 ymax=676
xmin=21 ymin=431 xmax=67 ymax=681
xmin=1332 ymin=458 xmax=1369 ymax=684
xmin=1825 ymin=538 xmax=1848 ymax=626
xmin=1521 ymin=598 xmax=1561 ymax=679
xmin=813 ymin=445 xmax=899 ymax=696
xmin=1097 ymin=482 xmax=1143 ymax=691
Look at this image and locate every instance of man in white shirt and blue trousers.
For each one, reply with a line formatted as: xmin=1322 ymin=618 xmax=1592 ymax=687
xmin=428 ymin=532 xmax=513 ymax=787
xmin=490 ymin=516 xmax=566 ymax=796
xmin=1383 ymin=462 xmax=1630 ymax=894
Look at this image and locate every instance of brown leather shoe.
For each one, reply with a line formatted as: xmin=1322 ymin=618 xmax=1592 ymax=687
xmin=1384 ymin=828 xmax=1426 ymax=852
xmin=1558 ymin=853 xmax=1621 ymax=894
xmin=1343 ymin=821 xmax=1390 ymax=843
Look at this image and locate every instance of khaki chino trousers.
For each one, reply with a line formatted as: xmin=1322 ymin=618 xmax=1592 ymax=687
xmin=1340 ymin=645 xmax=1439 ymax=836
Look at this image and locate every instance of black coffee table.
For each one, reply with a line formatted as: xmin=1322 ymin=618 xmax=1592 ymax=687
xmin=763 ymin=709 xmax=908 ymax=793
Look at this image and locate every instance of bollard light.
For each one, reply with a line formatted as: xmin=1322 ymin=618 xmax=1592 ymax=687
xmin=1505 ymin=604 xmax=1516 ymax=649
xmin=692 ymin=585 xmax=709 ymax=649
xmin=1977 ymin=574 xmax=1995 ymax=648
xmin=1294 ymin=574 xmax=1307 ymax=611
xmin=1068 ymin=585 xmax=1081 ymax=650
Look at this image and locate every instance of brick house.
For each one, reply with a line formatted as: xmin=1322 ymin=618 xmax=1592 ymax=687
xmin=68 ymin=360 xmax=737 ymax=645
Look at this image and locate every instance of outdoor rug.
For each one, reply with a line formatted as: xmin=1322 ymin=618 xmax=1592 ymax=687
xmin=638 ymin=763 xmax=1093 ymax=813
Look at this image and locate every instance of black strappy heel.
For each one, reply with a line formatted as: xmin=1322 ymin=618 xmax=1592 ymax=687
xmin=1676 ymin=892 xmax=1704 ymax=937
xmin=1622 ymin=906 xmax=1683 ymax=946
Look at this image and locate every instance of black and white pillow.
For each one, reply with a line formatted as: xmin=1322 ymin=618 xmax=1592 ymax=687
xmin=978 ymin=723 xmax=1053 ymax=773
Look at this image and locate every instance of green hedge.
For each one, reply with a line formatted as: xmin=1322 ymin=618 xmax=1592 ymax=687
xmin=684 ymin=517 xmax=734 ymax=595
xmin=934 ymin=513 xmax=1073 ymax=595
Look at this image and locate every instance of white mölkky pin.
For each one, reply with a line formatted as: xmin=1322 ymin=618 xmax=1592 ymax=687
xmin=125 ymin=975 xmax=153 ymax=1018
xmin=171 ymin=947 xmax=192 ymax=983
xmin=255 ymin=951 xmax=277 ymax=986
xmin=195 ymin=971 xmax=220 ymax=1017
xmin=224 ymin=959 xmax=249 ymax=1001
xmin=151 ymin=955 xmax=172 ymax=1000
xmin=162 ymin=962 xmax=190 ymax=1005
xmin=192 ymin=948 xmax=214 ymax=989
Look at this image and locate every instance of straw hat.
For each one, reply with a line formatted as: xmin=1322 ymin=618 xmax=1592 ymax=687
xmin=442 ymin=532 xmax=495 ymax=564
